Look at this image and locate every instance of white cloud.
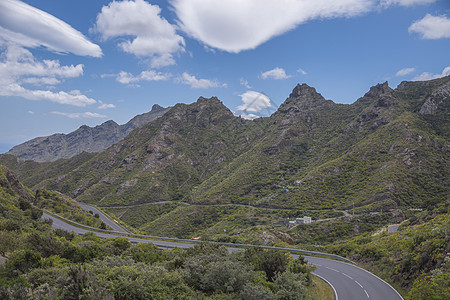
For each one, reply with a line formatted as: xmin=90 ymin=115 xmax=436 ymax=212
xmin=27 ymin=110 xmax=34 ymax=115
xmin=1 ymin=84 xmax=97 ymax=106
xmin=172 ymin=0 xmax=374 ymax=53
xmin=380 ymin=0 xmax=435 ymax=7
xmin=112 ymin=70 xmax=170 ymax=85
xmin=239 ymin=113 xmax=259 ymax=120
xmin=177 ymin=72 xmax=224 ymax=89
xmin=262 ymin=67 xmax=291 ymax=80
xmin=412 ymin=66 xmax=450 ymax=81
xmin=409 ymin=14 xmax=450 ymax=39
xmin=98 ymin=101 xmax=116 ymax=109
xmin=0 ymin=44 xmax=97 ymax=107
xmin=297 ymin=68 xmax=307 ymax=75
xmin=396 ymin=67 xmax=415 ymax=76
xmin=94 ymin=0 xmax=184 ymax=67
xmin=0 ymin=44 xmax=84 ymax=81
xmin=0 ymin=0 xmax=101 ymax=57
xmin=237 ymin=91 xmax=271 ymax=112
xmin=240 ymin=78 xmax=251 ymax=89
xmin=51 ymin=111 xmax=107 ymax=119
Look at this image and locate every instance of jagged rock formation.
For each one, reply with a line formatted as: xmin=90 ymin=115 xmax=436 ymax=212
xmin=7 ymin=104 xmax=169 ymax=162
xmin=1 ymin=76 xmax=448 ymax=212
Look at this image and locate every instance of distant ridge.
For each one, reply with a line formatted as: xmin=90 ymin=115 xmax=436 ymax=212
xmin=7 ymin=104 xmax=170 ymax=162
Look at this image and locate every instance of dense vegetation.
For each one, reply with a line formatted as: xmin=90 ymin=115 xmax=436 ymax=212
xmin=0 ymin=165 xmax=326 ymax=299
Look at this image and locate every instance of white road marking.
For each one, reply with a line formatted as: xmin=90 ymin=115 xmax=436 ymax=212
xmin=317 ymin=257 xmax=404 ymax=300
xmin=341 ymin=272 xmax=353 ymax=280
xmin=313 ymin=273 xmax=338 ymax=300
xmin=354 ymin=280 xmax=364 ymax=289
xmin=326 ymin=267 xmax=340 ymax=273
xmin=364 ymin=289 xmax=370 ymax=298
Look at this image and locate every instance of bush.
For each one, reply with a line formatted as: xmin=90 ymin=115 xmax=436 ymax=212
xmin=273 ymin=271 xmax=308 ymax=300
xmin=5 ymin=249 xmax=41 ymax=276
xmin=244 ymin=248 xmax=289 ymax=282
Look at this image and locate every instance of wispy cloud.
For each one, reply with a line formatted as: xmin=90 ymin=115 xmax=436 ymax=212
xmin=0 ymin=0 xmax=101 ymax=57
xmin=380 ymin=0 xmax=436 ymax=7
xmin=262 ymin=67 xmax=291 ymax=80
xmin=97 ymin=101 xmax=115 ymax=110
xmin=396 ymin=67 xmax=415 ymax=77
xmin=176 ymin=72 xmax=225 ymax=89
xmin=93 ymin=0 xmax=184 ymax=67
xmin=297 ymin=68 xmax=307 ymax=75
xmin=1 ymin=86 xmax=97 ymax=107
xmin=51 ymin=111 xmax=107 ymax=119
xmin=412 ymin=66 xmax=450 ymax=81
xmin=104 ymin=70 xmax=170 ymax=85
xmin=240 ymin=78 xmax=251 ymax=89
xmin=409 ymin=14 xmax=450 ymax=39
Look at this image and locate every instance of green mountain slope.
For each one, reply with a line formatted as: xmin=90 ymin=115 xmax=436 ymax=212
xmin=1 ymin=77 xmax=448 ymax=213
xmin=4 ymin=97 xmax=258 ymax=206
xmin=192 ymin=79 xmax=449 ymax=212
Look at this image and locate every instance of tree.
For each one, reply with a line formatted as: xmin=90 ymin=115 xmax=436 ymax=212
xmin=244 ymin=247 xmax=289 ymax=282
xmin=111 ymin=237 xmax=131 ymax=254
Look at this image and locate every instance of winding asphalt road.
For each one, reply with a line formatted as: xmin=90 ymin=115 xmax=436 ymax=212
xmin=78 ymin=203 xmax=129 ymax=234
xmin=43 ymin=212 xmax=404 ymax=300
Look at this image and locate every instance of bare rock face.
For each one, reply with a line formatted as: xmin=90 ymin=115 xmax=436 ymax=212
xmin=5 ymin=169 xmax=33 ymax=202
xmin=419 ymin=80 xmax=450 ymax=115
xmin=7 ymin=104 xmax=170 ymax=162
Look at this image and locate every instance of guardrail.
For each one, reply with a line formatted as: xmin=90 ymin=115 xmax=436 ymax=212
xmin=78 ymin=203 xmax=131 ymax=234
xmin=43 ymin=209 xmax=353 ymax=263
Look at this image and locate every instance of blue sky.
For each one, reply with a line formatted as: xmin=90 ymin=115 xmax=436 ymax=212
xmin=0 ymin=0 xmax=449 ymax=153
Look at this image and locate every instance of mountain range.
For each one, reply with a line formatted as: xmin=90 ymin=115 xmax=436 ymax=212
xmin=1 ymin=76 xmax=448 ymax=212
xmin=6 ymin=104 xmax=170 ymax=162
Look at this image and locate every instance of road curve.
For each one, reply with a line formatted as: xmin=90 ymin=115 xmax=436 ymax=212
xmin=42 ymin=213 xmax=404 ymax=300
xmin=304 ymin=256 xmax=403 ymax=300
xmin=78 ymin=203 xmax=129 ymax=234
xmin=43 ymin=213 xmax=193 ymax=249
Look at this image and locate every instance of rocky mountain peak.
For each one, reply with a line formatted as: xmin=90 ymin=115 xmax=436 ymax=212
xmin=196 ymin=96 xmax=221 ymax=104
xmin=102 ymin=120 xmax=119 ymax=127
xmin=277 ymin=83 xmax=332 ymax=115
xmin=289 ymin=83 xmax=325 ymax=101
xmin=151 ymin=104 xmax=164 ymax=112
xmin=364 ymin=82 xmax=392 ymax=98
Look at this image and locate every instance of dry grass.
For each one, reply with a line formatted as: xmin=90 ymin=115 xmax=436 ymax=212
xmin=309 ymin=274 xmax=335 ymax=300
